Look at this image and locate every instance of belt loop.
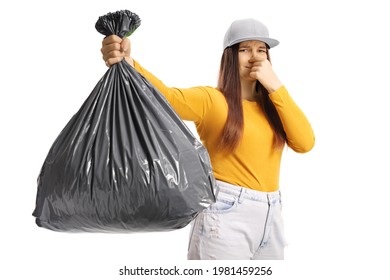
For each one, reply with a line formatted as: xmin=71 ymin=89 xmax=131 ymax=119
xmin=279 ymin=190 xmax=282 ymax=204
xmin=267 ymin=193 xmax=271 ymax=206
xmin=238 ymin=188 xmax=244 ymax=203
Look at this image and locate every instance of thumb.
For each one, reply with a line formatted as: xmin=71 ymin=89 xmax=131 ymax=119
xmin=121 ymin=38 xmax=130 ymax=54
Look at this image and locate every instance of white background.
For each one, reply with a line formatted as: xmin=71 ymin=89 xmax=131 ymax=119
xmin=1 ymin=0 xmax=389 ymax=279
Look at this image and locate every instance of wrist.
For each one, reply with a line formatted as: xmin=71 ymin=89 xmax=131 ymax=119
xmin=264 ymin=81 xmax=283 ymax=94
xmin=125 ymin=57 xmax=134 ymax=67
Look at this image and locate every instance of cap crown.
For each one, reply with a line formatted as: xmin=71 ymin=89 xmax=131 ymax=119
xmin=223 ymin=18 xmax=279 ymax=49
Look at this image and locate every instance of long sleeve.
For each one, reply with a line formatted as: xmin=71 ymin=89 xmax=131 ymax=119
xmin=132 ymin=60 xmax=314 ymax=191
xmin=269 ymin=86 xmax=315 ymax=153
xmin=133 ymin=60 xmax=215 ymax=123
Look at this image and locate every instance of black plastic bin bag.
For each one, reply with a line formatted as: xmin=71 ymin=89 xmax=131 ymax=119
xmin=32 ymin=10 xmax=217 ymax=232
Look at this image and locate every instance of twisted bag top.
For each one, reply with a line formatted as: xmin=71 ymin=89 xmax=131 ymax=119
xmin=32 ymin=10 xmax=217 ymax=232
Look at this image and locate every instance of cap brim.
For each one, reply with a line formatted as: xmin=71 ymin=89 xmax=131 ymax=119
xmin=227 ymin=36 xmax=279 ymax=49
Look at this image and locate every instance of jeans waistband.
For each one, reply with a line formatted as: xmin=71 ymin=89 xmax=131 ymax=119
xmin=216 ymin=180 xmax=281 ymax=204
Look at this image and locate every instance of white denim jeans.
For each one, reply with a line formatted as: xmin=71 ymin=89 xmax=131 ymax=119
xmin=187 ymin=180 xmax=286 ymax=260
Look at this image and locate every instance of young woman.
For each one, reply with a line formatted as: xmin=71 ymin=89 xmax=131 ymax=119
xmin=101 ymin=18 xmax=315 ymax=260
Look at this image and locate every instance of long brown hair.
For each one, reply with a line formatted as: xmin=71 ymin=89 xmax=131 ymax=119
xmin=217 ymin=44 xmax=286 ymax=152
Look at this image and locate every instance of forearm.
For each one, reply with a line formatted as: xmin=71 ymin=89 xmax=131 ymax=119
xmin=133 ymin=59 xmax=171 ymax=99
xmin=132 ymin=60 xmax=212 ymax=122
xmin=269 ymin=86 xmax=315 ymax=153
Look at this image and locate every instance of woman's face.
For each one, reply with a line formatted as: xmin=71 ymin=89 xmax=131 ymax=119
xmin=238 ymin=40 xmax=268 ymax=81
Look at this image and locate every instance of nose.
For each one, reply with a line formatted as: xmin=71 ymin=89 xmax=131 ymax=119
xmin=248 ymin=51 xmax=266 ymax=64
xmin=248 ymin=52 xmax=259 ymax=63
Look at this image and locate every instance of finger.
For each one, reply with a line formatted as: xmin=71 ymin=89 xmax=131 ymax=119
xmin=102 ymin=50 xmax=126 ymax=62
xmin=249 ymin=57 xmax=268 ymax=64
xmin=105 ymin=56 xmax=124 ymax=67
xmin=249 ymin=67 xmax=261 ymax=79
xmin=249 ymin=72 xmax=257 ymax=79
xmin=101 ymin=43 xmax=121 ymax=55
xmin=102 ymin=34 xmax=122 ymax=46
xmin=250 ymin=61 xmax=263 ymax=67
xmin=250 ymin=66 xmax=261 ymax=72
xmin=120 ymin=38 xmax=130 ymax=52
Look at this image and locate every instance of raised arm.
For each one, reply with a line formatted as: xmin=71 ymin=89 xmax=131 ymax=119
xmin=100 ymin=35 xmax=215 ymax=123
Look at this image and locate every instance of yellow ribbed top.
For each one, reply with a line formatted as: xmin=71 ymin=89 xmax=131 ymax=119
xmin=134 ymin=61 xmax=314 ymax=192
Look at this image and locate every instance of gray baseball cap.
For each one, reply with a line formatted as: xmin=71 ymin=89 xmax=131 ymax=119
xmin=223 ymin=18 xmax=279 ymax=49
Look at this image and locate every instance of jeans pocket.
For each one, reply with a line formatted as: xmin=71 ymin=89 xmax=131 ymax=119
xmin=206 ymin=191 xmax=237 ymax=213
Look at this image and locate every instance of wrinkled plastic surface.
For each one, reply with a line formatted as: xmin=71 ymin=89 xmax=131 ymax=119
xmin=32 ymin=10 xmax=217 ymax=232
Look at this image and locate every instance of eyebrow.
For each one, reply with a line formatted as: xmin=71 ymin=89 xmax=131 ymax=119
xmin=239 ymin=45 xmax=267 ymax=49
